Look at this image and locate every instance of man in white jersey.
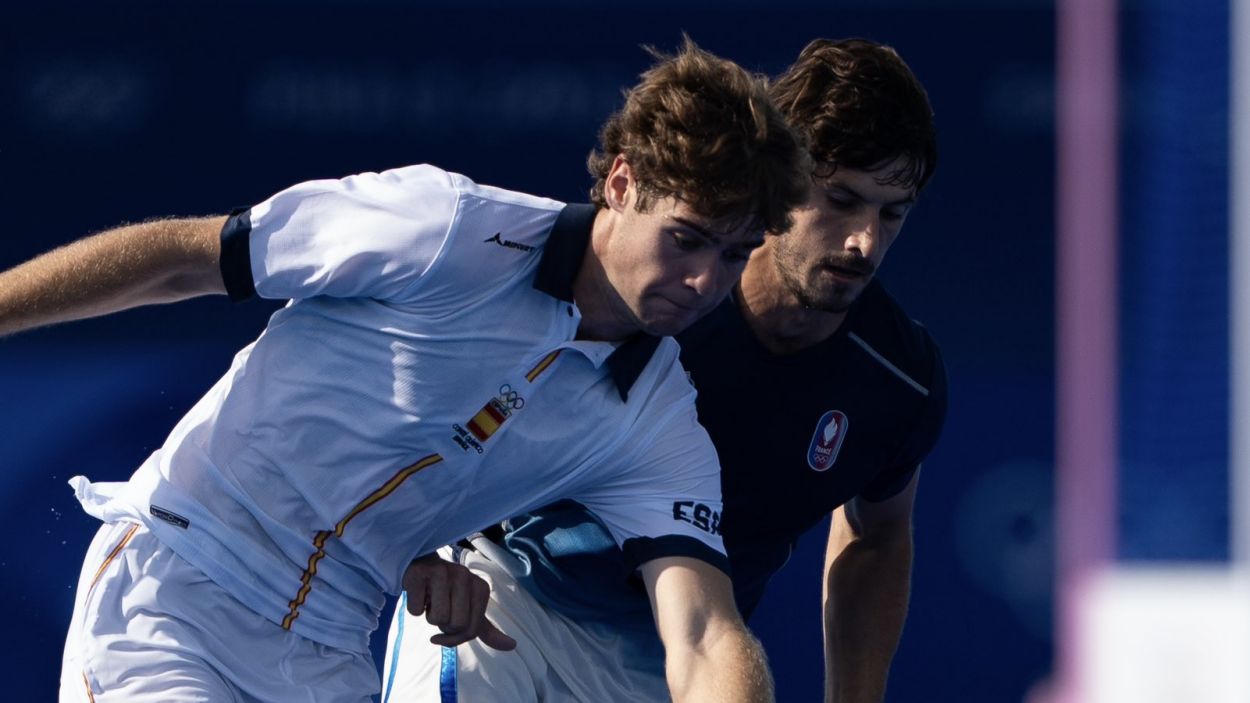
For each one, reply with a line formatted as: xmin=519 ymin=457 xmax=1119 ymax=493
xmin=0 ymin=40 xmax=809 ymax=702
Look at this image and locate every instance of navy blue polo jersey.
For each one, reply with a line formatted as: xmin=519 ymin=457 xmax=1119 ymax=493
xmin=497 ymin=278 xmax=947 ymax=627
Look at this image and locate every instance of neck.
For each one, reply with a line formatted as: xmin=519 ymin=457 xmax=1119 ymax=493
xmin=737 ymin=256 xmax=848 ymax=355
xmin=571 ymin=209 xmax=635 ymax=342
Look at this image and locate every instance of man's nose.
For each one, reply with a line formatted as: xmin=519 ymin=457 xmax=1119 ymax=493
xmin=844 ymin=212 xmax=880 ymax=258
xmin=685 ymin=256 xmax=722 ymax=297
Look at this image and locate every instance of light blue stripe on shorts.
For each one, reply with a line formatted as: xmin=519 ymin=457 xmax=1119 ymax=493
xmin=383 ymin=594 xmax=457 ymax=702
xmin=382 ymin=592 xmax=407 ymax=703
xmin=440 ymin=645 xmax=458 ymax=702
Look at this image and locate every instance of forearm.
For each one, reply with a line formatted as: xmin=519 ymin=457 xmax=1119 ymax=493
xmin=646 ymin=557 xmax=775 ymax=702
xmin=666 ymin=620 xmax=774 ymax=703
xmin=823 ymin=525 xmax=912 ymax=703
xmin=0 ymin=217 xmax=226 ymax=337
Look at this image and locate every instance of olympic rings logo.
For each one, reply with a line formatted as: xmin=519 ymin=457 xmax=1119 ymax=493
xmin=498 ymin=384 xmax=525 ymax=410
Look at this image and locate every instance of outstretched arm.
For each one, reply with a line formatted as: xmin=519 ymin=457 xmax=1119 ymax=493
xmin=0 ymin=216 xmax=227 ymax=337
xmin=822 ymin=471 xmax=920 ymax=703
xmin=643 ymin=556 xmax=773 ymax=703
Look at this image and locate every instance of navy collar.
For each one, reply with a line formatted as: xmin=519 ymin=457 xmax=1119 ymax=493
xmin=533 ymin=203 xmax=662 ymax=402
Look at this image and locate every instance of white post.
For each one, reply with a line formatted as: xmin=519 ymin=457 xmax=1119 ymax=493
xmin=1054 ymin=0 xmax=1119 ymax=698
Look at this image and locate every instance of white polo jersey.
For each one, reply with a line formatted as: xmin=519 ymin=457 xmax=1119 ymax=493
xmin=70 ymin=164 xmax=727 ymax=654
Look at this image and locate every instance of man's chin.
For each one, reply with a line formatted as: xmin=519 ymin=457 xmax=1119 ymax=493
xmin=640 ymin=321 xmax=690 ymax=337
xmin=798 ymin=287 xmax=860 ymax=314
xmin=639 ymin=311 xmax=702 ymax=337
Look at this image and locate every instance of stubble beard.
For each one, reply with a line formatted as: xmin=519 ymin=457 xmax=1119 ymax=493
xmin=775 ymin=256 xmax=857 ymax=314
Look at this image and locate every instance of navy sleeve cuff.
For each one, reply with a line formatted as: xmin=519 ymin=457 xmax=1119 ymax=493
xmin=859 ymin=465 xmax=919 ymax=502
xmin=219 ymin=207 xmax=256 ymax=301
xmin=621 ymin=534 xmax=731 ymax=576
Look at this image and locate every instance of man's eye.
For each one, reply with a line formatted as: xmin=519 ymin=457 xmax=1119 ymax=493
xmin=883 ymin=208 xmax=908 ymax=222
xmin=672 ymin=233 xmax=701 ymax=251
xmin=826 ymin=195 xmax=855 ymax=210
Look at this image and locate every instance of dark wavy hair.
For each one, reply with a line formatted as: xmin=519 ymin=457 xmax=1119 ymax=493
xmin=770 ymin=38 xmax=937 ymax=193
xmin=588 ymin=37 xmax=811 ymax=234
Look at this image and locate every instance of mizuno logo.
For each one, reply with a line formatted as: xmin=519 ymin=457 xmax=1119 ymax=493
xmin=150 ymin=504 xmax=190 ymax=529
xmin=484 ymin=232 xmax=535 ymax=253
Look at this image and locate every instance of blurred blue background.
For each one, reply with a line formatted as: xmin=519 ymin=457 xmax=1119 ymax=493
xmin=0 ymin=0 xmax=1233 ymax=700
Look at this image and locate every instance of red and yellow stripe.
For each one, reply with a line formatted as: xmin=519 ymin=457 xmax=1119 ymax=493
xmin=82 ymin=672 xmax=95 ymax=702
xmin=80 ymin=523 xmax=140 ymax=702
xmin=283 ymin=453 xmax=443 ymax=629
xmin=90 ymin=523 xmax=139 ymax=591
xmin=525 ymin=349 xmax=562 ymax=382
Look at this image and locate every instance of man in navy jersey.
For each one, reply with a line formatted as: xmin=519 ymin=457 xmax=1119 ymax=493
xmin=384 ymin=38 xmax=945 ymax=703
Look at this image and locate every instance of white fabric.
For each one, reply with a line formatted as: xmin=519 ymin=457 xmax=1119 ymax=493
xmin=60 ymin=522 xmax=378 ymax=703
xmin=68 ymin=164 xmax=725 ymax=656
xmin=382 ymin=540 xmax=669 ymax=703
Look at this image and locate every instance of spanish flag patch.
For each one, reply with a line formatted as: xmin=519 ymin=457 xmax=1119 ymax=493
xmin=466 ymin=398 xmax=510 ymax=441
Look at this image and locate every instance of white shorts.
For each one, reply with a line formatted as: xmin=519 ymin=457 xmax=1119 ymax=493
xmin=60 ymin=521 xmax=379 ymax=703
xmin=381 ymin=538 xmax=669 ymax=703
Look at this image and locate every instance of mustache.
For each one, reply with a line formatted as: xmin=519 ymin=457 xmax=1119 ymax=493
xmin=819 ymin=253 xmax=876 ymax=277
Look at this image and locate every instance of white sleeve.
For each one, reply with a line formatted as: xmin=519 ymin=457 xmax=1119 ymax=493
xmin=219 ymin=164 xmax=461 ymax=302
xmin=578 ymin=404 xmax=729 ymax=574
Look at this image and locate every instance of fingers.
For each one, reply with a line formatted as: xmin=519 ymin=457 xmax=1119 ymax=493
xmin=403 ymin=566 xmax=428 ymax=617
xmin=402 ymin=553 xmax=517 ymax=651
xmin=427 ymin=571 xmax=488 ymax=645
xmin=445 ymin=565 xmax=473 ymax=634
xmin=427 ymin=613 xmax=516 ymax=651
xmin=423 ymin=565 xmax=451 ymax=625
xmin=435 ymin=574 xmax=515 ymax=651
xmin=477 ymin=620 xmax=518 ymax=651
xmin=466 ymin=574 xmax=491 ymax=643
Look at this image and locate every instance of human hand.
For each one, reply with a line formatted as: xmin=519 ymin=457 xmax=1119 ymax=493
xmin=402 ymin=552 xmax=517 ymax=651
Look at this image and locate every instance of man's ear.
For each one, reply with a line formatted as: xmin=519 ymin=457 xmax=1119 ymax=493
xmin=604 ymin=154 xmax=634 ymax=213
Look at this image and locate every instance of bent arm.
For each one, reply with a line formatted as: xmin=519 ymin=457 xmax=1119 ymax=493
xmin=823 ymin=471 xmax=919 ymax=703
xmin=0 ymin=216 xmax=227 ymax=337
xmin=643 ymin=556 xmax=773 ymax=703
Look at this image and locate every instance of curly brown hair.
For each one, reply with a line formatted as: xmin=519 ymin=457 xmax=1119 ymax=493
xmin=770 ymin=38 xmax=937 ymax=193
xmin=588 ymin=37 xmax=810 ymax=234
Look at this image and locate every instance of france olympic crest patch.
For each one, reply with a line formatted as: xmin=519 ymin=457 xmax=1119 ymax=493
xmin=806 ymin=410 xmax=848 ymax=471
